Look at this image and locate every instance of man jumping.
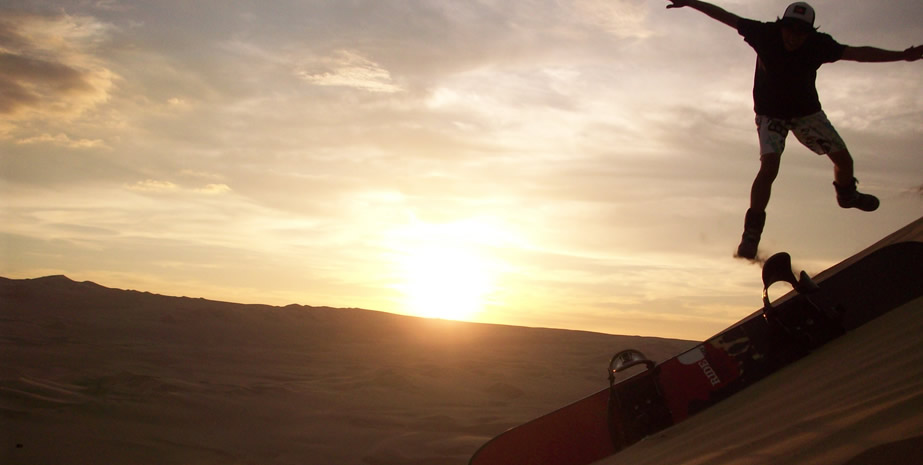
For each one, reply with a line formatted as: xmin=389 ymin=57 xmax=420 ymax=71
xmin=666 ymin=1 xmax=922 ymax=259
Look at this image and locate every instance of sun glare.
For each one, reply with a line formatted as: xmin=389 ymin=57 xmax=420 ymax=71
xmin=401 ymin=245 xmax=493 ymax=321
xmin=389 ymin=218 xmax=511 ymax=322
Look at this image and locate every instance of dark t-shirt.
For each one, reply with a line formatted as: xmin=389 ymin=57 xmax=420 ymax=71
xmin=737 ymin=19 xmax=846 ymax=118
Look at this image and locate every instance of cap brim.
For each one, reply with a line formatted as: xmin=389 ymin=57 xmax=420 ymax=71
xmin=779 ymin=17 xmax=814 ymax=32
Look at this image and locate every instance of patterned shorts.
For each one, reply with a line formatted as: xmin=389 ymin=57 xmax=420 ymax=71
xmin=755 ymin=111 xmax=847 ymax=156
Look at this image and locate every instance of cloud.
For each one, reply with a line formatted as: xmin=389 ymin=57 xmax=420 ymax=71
xmin=195 ymin=184 xmax=232 ymax=195
xmin=0 ymin=10 xmax=116 ymax=133
xmin=125 ymin=179 xmax=179 ymax=193
xmin=1 ymin=0 xmax=920 ymax=340
xmin=296 ymin=50 xmax=402 ymax=93
xmin=572 ymin=0 xmax=653 ymax=38
xmin=125 ymin=179 xmax=232 ymax=196
xmin=15 ymin=132 xmax=107 ymax=149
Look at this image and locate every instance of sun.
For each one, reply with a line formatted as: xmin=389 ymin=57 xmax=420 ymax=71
xmin=399 ymin=245 xmax=493 ymax=321
xmin=386 ymin=217 xmax=516 ymax=321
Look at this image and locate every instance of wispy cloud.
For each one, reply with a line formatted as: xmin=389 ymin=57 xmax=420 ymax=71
xmin=296 ymin=50 xmax=402 ymax=93
xmin=0 ymin=11 xmax=116 ymax=134
xmin=15 ymin=132 xmax=108 ymax=149
xmin=572 ymin=0 xmax=653 ymax=38
xmin=1 ymin=0 xmax=920 ymax=340
xmin=124 ymin=179 xmax=180 ymax=193
xmin=125 ymin=180 xmax=232 ymax=196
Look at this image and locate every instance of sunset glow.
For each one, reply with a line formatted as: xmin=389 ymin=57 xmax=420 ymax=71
xmin=1 ymin=0 xmax=920 ymax=340
xmin=386 ymin=218 xmax=511 ymax=321
xmin=398 ymin=244 xmax=494 ymax=321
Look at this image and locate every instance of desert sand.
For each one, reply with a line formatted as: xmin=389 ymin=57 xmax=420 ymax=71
xmin=597 ymin=296 xmax=923 ymax=465
xmin=2 ymin=219 xmax=920 ymax=465
xmin=0 ymin=276 xmax=692 ymax=465
xmin=594 ymin=217 xmax=923 ymax=465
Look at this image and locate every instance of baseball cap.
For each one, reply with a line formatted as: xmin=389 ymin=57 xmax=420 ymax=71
xmin=780 ymin=2 xmax=816 ymax=32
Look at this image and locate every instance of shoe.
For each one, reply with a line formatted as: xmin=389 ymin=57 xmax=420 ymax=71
xmin=735 ymin=208 xmax=766 ymax=259
xmin=737 ymin=231 xmax=760 ymax=259
xmin=834 ymin=179 xmax=879 ymax=212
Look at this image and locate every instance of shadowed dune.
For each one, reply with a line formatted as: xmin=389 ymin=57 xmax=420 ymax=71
xmin=0 ymin=275 xmax=692 ymax=465
xmin=4 ymin=216 xmax=919 ymax=464
xmin=596 ymin=296 xmax=922 ymax=465
xmin=594 ymin=216 xmax=923 ymax=465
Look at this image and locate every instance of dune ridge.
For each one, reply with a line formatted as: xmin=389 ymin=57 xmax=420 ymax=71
xmin=4 ymin=214 xmax=920 ymax=465
xmin=1 ymin=275 xmax=692 ymax=465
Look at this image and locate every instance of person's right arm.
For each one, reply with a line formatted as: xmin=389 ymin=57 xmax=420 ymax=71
xmin=666 ymin=0 xmax=743 ymax=29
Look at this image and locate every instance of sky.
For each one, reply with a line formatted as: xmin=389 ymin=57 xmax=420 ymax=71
xmin=1 ymin=0 xmax=921 ymax=340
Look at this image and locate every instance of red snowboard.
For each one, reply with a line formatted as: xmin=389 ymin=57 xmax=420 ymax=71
xmin=470 ymin=217 xmax=923 ymax=465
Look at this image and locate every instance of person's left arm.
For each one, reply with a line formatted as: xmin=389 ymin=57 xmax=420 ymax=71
xmin=841 ymin=44 xmax=923 ymax=62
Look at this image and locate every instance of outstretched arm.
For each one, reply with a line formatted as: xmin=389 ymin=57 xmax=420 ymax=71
xmin=666 ymin=0 xmax=742 ymax=29
xmin=841 ymin=45 xmax=923 ymax=63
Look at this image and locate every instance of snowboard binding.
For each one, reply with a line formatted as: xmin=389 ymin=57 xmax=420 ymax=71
xmin=761 ymin=252 xmax=819 ymax=308
xmin=761 ymin=252 xmax=845 ymax=351
xmin=606 ymin=349 xmax=669 ymax=450
xmin=608 ymin=349 xmax=655 ymax=382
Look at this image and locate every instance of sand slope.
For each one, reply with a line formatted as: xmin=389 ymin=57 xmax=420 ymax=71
xmin=0 ymin=276 xmax=693 ymax=465
xmin=596 ymin=296 xmax=923 ymax=465
xmin=595 ymin=217 xmax=923 ymax=465
xmin=4 ymin=218 xmax=920 ymax=464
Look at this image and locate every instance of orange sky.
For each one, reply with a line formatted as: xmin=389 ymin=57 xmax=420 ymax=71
xmin=2 ymin=0 xmax=921 ymax=340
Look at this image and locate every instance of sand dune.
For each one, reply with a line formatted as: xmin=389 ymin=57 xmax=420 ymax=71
xmin=0 ymin=276 xmax=692 ymax=465
xmin=4 ymin=217 xmax=920 ymax=465
xmin=592 ymin=217 xmax=923 ymax=465
xmin=597 ymin=296 xmax=922 ymax=465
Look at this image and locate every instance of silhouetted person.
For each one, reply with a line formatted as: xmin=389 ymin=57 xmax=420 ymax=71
xmin=666 ymin=1 xmax=922 ymax=258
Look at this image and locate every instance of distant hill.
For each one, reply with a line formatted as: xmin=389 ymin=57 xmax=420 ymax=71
xmin=0 ymin=274 xmax=693 ymax=354
xmin=0 ymin=275 xmax=694 ymax=465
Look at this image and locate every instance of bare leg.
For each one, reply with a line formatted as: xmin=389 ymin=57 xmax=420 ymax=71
xmin=749 ymin=152 xmax=781 ymax=211
xmin=737 ymin=153 xmax=780 ymax=259
xmin=827 ymin=149 xmax=854 ymax=187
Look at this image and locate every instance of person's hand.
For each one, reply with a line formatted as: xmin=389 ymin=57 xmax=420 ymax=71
xmin=666 ymin=0 xmax=693 ymax=9
xmin=903 ymin=45 xmax=923 ymax=62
